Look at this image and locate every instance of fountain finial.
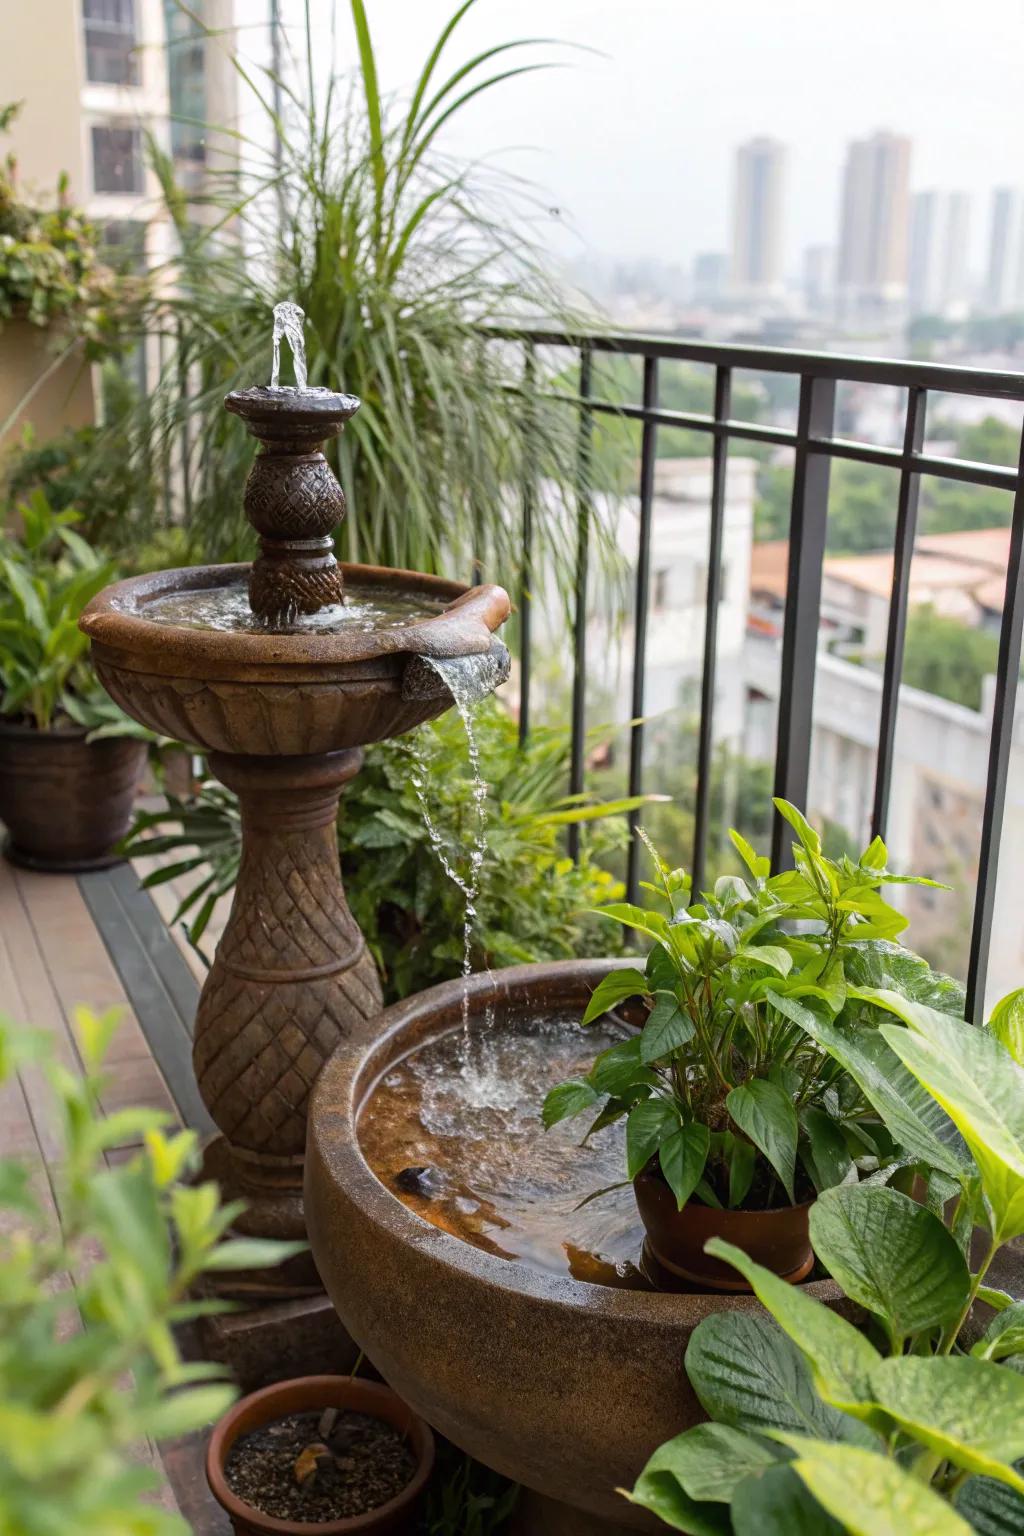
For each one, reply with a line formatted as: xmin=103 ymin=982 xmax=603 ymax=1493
xmin=224 ymin=303 xmax=361 ymax=627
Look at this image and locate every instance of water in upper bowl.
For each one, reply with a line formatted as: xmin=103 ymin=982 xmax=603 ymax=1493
xmin=129 ymin=580 xmax=447 ymax=634
xmin=358 ymin=1010 xmax=648 ymax=1288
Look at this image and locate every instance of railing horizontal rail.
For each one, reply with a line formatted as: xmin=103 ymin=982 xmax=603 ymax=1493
xmin=485 ymin=325 xmax=1024 ymax=400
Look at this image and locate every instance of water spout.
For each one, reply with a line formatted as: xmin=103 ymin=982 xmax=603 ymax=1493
xmin=270 ymin=300 xmax=309 ymax=391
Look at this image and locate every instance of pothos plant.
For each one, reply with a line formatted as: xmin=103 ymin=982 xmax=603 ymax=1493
xmin=543 ymin=800 xmax=961 ymax=1214
xmin=626 ymin=985 xmax=1024 ymax=1536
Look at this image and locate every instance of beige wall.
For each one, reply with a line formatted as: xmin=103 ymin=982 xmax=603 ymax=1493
xmin=0 ymin=319 xmax=95 ymax=454
xmin=0 ymin=0 xmax=85 ymax=202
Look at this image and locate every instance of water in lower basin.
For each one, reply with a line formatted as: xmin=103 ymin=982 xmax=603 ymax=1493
xmin=133 ymin=581 xmax=446 ymax=633
xmin=358 ymin=1009 xmax=648 ymax=1288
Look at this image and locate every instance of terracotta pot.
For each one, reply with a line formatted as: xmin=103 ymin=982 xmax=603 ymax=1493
xmin=206 ymin=1375 xmax=435 ymax=1536
xmin=634 ymin=1166 xmax=814 ymax=1290
xmin=0 ymin=720 xmax=146 ymax=872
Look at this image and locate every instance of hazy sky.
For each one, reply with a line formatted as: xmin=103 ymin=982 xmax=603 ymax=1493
xmin=238 ymin=0 xmax=1024 ymax=276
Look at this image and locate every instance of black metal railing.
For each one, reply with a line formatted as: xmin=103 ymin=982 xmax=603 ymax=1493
xmin=487 ymin=327 xmax=1024 ymax=1026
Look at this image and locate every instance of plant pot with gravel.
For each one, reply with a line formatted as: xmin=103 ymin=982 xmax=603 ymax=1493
xmin=206 ymin=1375 xmax=435 ymax=1536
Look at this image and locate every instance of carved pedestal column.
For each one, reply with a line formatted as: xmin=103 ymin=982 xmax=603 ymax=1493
xmin=194 ymin=748 xmax=382 ymax=1297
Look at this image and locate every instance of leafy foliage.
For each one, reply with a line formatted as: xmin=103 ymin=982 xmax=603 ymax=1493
xmin=627 ymin=977 xmax=1024 ymax=1535
xmin=0 ymin=104 xmax=135 ymax=354
xmin=901 ymin=605 xmax=1000 ymax=712
xmin=544 ymin=804 xmax=955 ymax=1212
xmin=123 ymin=701 xmax=636 ymax=1001
xmin=0 ymin=1009 xmax=302 ymax=1536
xmin=0 ymin=491 xmax=142 ymax=734
xmin=132 ymin=2 xmax=614 ymax=590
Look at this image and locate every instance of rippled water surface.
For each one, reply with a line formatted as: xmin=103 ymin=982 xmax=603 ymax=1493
xmin=359 ymin=1011 xmax=648 ymax=1287
xmin=132 ymin=581 xmax=446 ymax=634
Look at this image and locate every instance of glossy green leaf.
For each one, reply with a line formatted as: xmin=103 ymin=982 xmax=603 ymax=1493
xmin=801 ymin=1107 xmax=855 ymax=1194
xmin=880 ymin=1018 xmax=1024 ymax=1239
xmin=541 ymin=1078 xmax=600 ymax=1129
xmin=685 ymin=1310 xmax=872 ymax=1443
xmin=634 ymin=1422 xmax=779 ymax=1503
xmin=589 ymin=1036 xmax=656 ymax=1097
xmin=870 ymin=1356 xmax=1024 ymax=1493
xmin=729 ymin=827 xmax=770 ymax=881
xmin=808 ymin=1184 xmax=969 ymax=1338
xmin=777 ymin=1437 xmax=973 ymax=1536
xmin=726 ymin=1079 xmax=797 ymax=1203
xmin=955 ymin=1471 xmax=1024 ymax=1535
xmin=773 ymin=798 xmax=822 ymax=855
xmin=728 ymin=1134 xmax=756 ymax=1208
xmin=768 ymin=990 xmax=970 ymax=1178
xmin=703 ymin=1238 xmax=880 ymax=1414
xmin=989 ymin=987 xmax=1024 ymax=1066
xmin=973 ymin=1303 xmax=1024 ymax=1362
xmin=659 ymin=1123 xmax=710 ymax=1210
xmin=580 ymin=967 xmax=649 ymax=1025
xmin=730 ymin=1463 xmax=843 ymax=1536
xmin=733 ymin=944 xmax=793 ymax=976
xmin=622 ymin=1471 xmax=730 ymax=1534
xmin=641 ymin=991 xmax=695 ymax=1062
xmin=626 ymin=1097 xmax=678 ymax=1178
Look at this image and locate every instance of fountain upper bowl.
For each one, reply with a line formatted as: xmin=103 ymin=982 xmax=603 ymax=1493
xmin=79 ymin=562 xmax=510 ymax=756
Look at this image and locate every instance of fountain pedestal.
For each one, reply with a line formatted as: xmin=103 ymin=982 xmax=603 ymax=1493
xmin=193 ymin=748 xmax=382 ymax=1296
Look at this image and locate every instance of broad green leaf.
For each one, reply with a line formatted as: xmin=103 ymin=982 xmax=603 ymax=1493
xmin=974 ymin=1303 xmax=1024 ymax=1362
xmin=777 ymin=1437 xmax=973 ymax=1536
xmin=596 ymin=902 xmax=672 ymax=946
xmin=729 ymin=827 xmax=771 ymax=881
xmin=773 ymin=798 xmax=822 ymax=854
xmin=685 ymin=1310 xmax=872 ymax=1444
xmin=581 ymin=967 xmax=649 ymax=1025
xmin=135 ymin=1384 xmax=235 ymax=1439
xmin=659 ymin=1123 xmax=710 ymax=1210
xmin=767 ymin=990 xmax=970 ymax=1178
xmin=956 ymin=1471 xmax=1024 ymax=1535
xmin=641 ymin=991 xmax=695 ymax=1062
xmin=808 ymin=1184 xmax=970 ymax=1338
xmin=870 ymin=1356 xmax=1024 ymax=1493
xmin=801 ymin=1107 xmax=854 ymax=1194
xmin=733 ymin=944 xmax=793 ymax=976
xmin=622 ymin=1471 xmax=730 ymax=1534
xmin=203 ymin=1237 xmax=308 ymax=1271
xmin=728 ymin=1134 xmax=756 ymax=1208
xmin=542 ymin=1078 xmax=600 ymax=1129
xmin=989 ymin=988 xmax=1024 ymax=1066
xmin=589 ymin=1036 xmax=657 ymax=1096
xmin=730 ymin=1463 xmax=843 ymax=1536
xmin=703 ymin=1238 xmax=880 ymax=1414
xmin=880 ymin=1019 xmax=1024 ymax=1239
xmin=859 ymin=835 xmax=888 ymax=870
xmin=626 ymin=1097 xmax=678 ymax=1178
xmin=979 ymin=1287 xmax=1018 ymax=1312
xmin=726 ymin=1080 xmax=797 ymax=1203
xmin=635 ymin=1423 xmax=779 ymax=1503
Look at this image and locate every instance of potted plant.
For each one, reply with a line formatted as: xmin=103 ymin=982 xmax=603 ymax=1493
xmin=206 ymin=1373 xmax=435 ymax=1536
xmin=544 ymin=802 xmax=960 ymax=1288
xmin=0 ymin=490 xmax=150 ymax=869
xmin=0 ymin=1006 xmax=302 ymax=1535
xmin=626 ymin=981 xmax=1024 ymax=1533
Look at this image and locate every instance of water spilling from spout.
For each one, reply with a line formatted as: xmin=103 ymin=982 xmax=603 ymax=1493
xmin=270 ymin=300 xmax=309 ymax=391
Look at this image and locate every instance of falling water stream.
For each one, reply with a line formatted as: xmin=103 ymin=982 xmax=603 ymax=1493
xmin=270 ymin=300 xmax=309 ymax=390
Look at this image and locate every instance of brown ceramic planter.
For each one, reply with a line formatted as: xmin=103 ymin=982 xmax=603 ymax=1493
xmin=0 ymin=720 xmax=146 ymax=872
xmin=633 ymin=1167 xmax=814 ymax=1290
xmin=206 ymin=1375 xmax=435 ymax=1536
xmin=306 ymin=960 xmax=852 ymax=1535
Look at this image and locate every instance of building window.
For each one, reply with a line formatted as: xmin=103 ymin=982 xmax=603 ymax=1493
xmin=91 ymin=125 xmax=143 ymax=194
xmin=83 ymin=0 xmax=139 ymax=86
xmin=101 ymin=218 xmax=148 ymax=272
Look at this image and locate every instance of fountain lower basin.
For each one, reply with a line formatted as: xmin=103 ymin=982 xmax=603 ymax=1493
xmin=306 ymin=960 xmax=847 ymax=1535
xmin=80 ymin=561 xmax=510 ymax=756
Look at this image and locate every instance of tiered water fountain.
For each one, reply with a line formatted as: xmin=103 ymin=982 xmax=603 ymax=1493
xmin=79 ymin=305 xmax=511 ymax=1316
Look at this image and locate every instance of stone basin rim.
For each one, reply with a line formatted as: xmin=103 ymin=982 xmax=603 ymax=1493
xmin=307 ymin=957 xmax=843 ymax=1321
xmin=79 ymin=561 xmax=511 ymax=675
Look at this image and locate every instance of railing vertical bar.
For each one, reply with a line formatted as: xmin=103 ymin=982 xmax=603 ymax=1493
xmin=966 ymin=429 xmax=1024 ymax=1023
xmin=771 ymin=374 xmax=837 ymax=870
xmin=567 ymin=344 xmax=593 ymax=863
xmin=871 ymin=386 xmax=926 ymax=842
xmin=625 ymin=357 xmax=660 ymax=903
xmin=691 ymin=366 xmax=733 ymax=899
xmin=519 ymin=343 xmax=536 ymax=746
